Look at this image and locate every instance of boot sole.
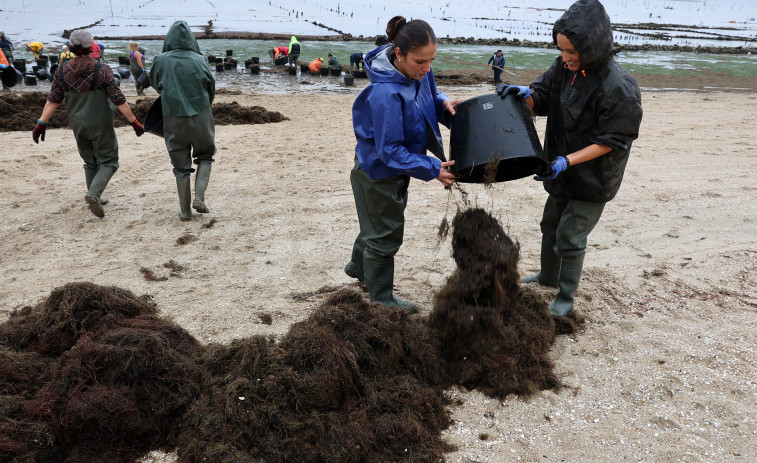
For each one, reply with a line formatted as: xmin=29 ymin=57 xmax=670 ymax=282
xmin=85 ymin=194 xmax=104 ymax=218
xmin=192 ymin=201 xmax=209 ymax=213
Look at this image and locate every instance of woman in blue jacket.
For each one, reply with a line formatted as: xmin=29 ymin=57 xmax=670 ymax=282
xmin=345 ymin=16 xmax=461 ymax=313
xmin=499 ymin=0 xmax=642 ymax=316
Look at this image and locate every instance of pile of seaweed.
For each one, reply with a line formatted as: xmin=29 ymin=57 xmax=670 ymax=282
xmin=0 ymin=283 xmax=203 ymax=462
xmin=0 ymin=93 xmax=287 ymax=132
xmin=178 ymin=289 xmax=453 ymax=463
xmin=430 ymin=208 xmax=581 ymax=397
xmin=0 ymin=209 xmax=581 ymax=463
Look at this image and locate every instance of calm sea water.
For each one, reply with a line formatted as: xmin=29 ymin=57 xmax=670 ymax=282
xmin=16 ymin=38 xmax=756 ymax=95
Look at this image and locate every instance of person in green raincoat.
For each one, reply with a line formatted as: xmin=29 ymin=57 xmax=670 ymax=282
xmin=32 ymin=29 xmax=144 ymax=219
xmin=149 ymin=20 xmax=216 ymax=221
xmin=288 ymin=36 xmax=300 ymax=68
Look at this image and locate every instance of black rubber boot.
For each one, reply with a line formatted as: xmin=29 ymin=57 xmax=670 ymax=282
xmin=344 ymin=241 xmax=365 ymax=281
xmin=522 ymin=236 xmax=560 ymax=287
xmin=363 ymin=255 xmax=418 ymax=314
xmin=549 ymin=254 xmax=585 ymax=316
xmin=176 ymin=178 xmax=192 ymax=222
xmin=193 ymin=162 xmax=211 ymax=213
xmin=84 ymin=167 xmax=115 ymax=218
xmin=84 ymin=168 xmax=108 ymax=205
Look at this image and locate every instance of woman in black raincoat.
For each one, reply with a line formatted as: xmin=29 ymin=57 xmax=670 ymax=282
xmin=498 ymin=0 xmax=643 ymax=316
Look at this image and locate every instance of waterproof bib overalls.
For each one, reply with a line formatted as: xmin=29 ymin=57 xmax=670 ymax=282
xmin=60 ymin=62 xmax=119 ymax=215
xmin=130 ymin=51 xmax=145 ymax=95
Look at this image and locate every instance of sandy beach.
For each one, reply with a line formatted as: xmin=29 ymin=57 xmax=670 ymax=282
xmin=1 ymin=68 xmax=756 ymax=462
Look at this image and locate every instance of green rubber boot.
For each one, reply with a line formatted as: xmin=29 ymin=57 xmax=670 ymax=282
xmin=549 ymin=254 xmax=585 ymax=316
xmin=522 ymin=236 xmax=560 ymax=287
xmin=84 ymin=167 xmax=115 ymax=218
xmin=176 ymin=178 xmax=192 ymax=221
xmin=363 ymin=255 xmax=418 ymax=314
xmin=84 ymin=168 xmax=108 ymax=205
xmin=193 ymin=162 xmax=211 ymax=213
xmin=344 ymin=241 xmax=365 ymax=281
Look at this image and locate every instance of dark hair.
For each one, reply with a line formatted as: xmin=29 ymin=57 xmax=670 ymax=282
xmin=70 ymin=45 xmax=92 ymax=56
xmin=385 ymin=16 xmax=437 ymax=55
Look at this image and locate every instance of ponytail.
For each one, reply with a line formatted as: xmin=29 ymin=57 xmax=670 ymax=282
xmin=385 ymin=15 xmax=437 ymax=55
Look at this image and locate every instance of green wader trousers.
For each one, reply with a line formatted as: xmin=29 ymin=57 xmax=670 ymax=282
xmin=348 ymin=158 xmax=417 ymax=312
xmin=65 ymin=85 xmax=119 ymax=217
xmin=538 ymin=194 xmax=606 ymax=315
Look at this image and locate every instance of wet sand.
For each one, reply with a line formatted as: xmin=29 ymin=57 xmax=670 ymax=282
xmin=1 ymin=72 xmax=756 ymax=462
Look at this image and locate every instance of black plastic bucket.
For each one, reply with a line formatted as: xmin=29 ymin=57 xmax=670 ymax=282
xmin=251 ymin=56 xmax=259 ymax=64
xmin=226 ymin=49 xmax=233 ymax=57
xmin=49 ymin=54 xmax=59 ymax=65
xmin=449 ymin=94 xmax=548 ymax=183
xmin=274 ymin=56 xmax=288 ymax=66
xmin=13 ymin=59 xmax=26 ymax=73
xmin=24 ymin=74 xmax=37 ymax=85
xmin=344 ymin=75 xmax=355 ymax=86
xmin=117 ymin=68 xmax=131 ymax=79
xmin=144 ymin=96 xmax=164 ymax=138
xmin=215 ymin=57 xmax=223 ymax=64
xmin=215 ymin=63 xmax=224 ymax=72
xmin=300 ymin=63 xmax=309 ymax=74
xmin=49 ymin=63 xmax=58 ymax=75
xmin=207 ymin=54 xmax=216 ymax=63
xmin=244 ymin=59 xmax=253 ymax=68
xmin=36 ymin=59 xmax=47 ymax=69
xmin=329 ymin=67 xmax=341 ymax=76
xmin=287 ymin=67 xmax=297 ymax=75
xmin=34 ymin=68 xmax=50 ymax=81
xmin=136 ymin=72 xmax=150 ymax=88
xmin=249 ymin=65 xmax=260 ymax=74
xmin=319 ymin=67 xmax=329 ymax=76
xmin=353 ymin=70 xmax=367 ymax=79
xmin=118 ymin=56 xmax=130 ymax=65
xmin=1 ymin=66 xmax=17 ymax=88
xmin=223 ymin=62 xmax=232 ymax=70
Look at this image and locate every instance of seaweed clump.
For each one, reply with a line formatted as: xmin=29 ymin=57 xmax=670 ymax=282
xmin=429 ymin=208 xmax=565 ymax=398
xmin=178 ymin=288 xmax=454 ymax=463
xmin=0 ymin=282 xmax=202 ymax=463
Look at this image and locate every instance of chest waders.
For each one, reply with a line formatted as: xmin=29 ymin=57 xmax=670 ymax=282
xmin=61 ymin=62 xmax=119 ymax=218
xmin=347 ymin=158 xmax=417 ymax=314
xmin=130 ymin=51 xmax=144 ymax=95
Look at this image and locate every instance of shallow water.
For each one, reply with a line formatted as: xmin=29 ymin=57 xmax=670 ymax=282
xmin=14 ymin=39 xmax=755 ymax=96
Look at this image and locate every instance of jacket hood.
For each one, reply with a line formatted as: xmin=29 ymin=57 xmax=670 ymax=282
xmin=553 ymin=0 xmax=614 ymax=70
xmin=364 ymin=44 xmax=410 ymax=84
xmin=163 ymin=21 xmax=201 ymax=53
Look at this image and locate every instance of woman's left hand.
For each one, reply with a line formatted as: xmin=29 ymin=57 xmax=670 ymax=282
xmin=443 ymin=99 xmax=464 ymax=116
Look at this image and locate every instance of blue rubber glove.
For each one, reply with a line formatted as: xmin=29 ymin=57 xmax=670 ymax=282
xmin=496 ymin=83 xmax=532 ymax=99
xmin=534 ymin=156 xmax=569 ymax=181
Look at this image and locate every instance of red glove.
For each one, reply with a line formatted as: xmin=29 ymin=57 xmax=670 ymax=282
xmin=131 ymin=119 xmax=145 ymax=137
xmin=32 ymin=121 xmax=46 ymax=144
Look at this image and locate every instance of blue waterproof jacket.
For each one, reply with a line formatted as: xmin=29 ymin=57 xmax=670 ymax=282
xmin=352 ymin=44 xmax=449 ymax=181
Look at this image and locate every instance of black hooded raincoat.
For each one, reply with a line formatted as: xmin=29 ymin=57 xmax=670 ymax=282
xmin=530 ymin=0 xmax=643 ymax=203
